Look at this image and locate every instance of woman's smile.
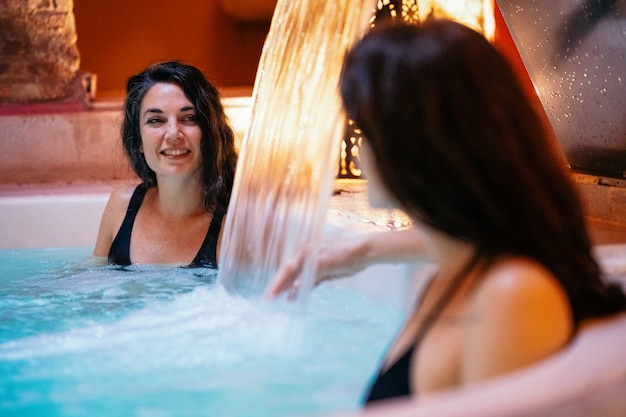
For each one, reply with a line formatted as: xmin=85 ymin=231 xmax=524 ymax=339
xmin=161 ymin=148 xmax=192 ymax=157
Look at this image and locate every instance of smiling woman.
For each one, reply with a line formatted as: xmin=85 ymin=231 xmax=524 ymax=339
xmin=92 ymin=61 xmax=238 ymax=268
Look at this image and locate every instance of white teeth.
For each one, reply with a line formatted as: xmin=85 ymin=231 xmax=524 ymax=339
xmin=162 ymin=149 xmax=189 ymax=156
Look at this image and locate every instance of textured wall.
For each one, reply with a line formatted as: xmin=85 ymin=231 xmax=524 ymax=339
xmin=73 ymin=1 xmax=270 ymax=97
xmin=0 ymin=0 xmax=81 ymax=103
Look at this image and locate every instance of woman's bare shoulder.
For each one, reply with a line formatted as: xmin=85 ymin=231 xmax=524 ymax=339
xmin=460 ymin=257 xmax=573 ymax=382
xmin=477 ymin=257 xmax=567 ymax=303
xmin=102 ymin=183 xmax=140 ymax=214
xmin=108 ymin=184 xmax=139 ymax=205
xmin=472 ymin=257 xmax=572 ymax=322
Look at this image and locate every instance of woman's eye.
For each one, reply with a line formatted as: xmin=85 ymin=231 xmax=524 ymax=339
xmin=183 ymin=114 xmax=198 ymax=123
xmin=146 ymin=117 xmax=163 ymax=124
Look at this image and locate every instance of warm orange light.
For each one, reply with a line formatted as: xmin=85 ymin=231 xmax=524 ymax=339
xmin=431 ymin=0 xmax=495 ymax=41
xmin=219 ymin=0 xmax=375 ymax=297
xmin=389 ymin=0 xmax=495 ymax=41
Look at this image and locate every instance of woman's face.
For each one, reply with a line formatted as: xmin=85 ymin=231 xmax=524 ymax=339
xmin=360 ymin=140 xmax=398 ymax=209
xmin=139 ymin=82 xmax=203 ymax=181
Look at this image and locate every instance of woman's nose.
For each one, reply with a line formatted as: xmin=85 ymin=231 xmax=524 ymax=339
xmin=165 ymin=122 xmax=182 ymax=142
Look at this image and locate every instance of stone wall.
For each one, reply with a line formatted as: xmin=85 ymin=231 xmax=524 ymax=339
xmin=0 ymin=0 xmax=81 ymax=103
xmin=0 ymin=106 xmax=133 ymax=185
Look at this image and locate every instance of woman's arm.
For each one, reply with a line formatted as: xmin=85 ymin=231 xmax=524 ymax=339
xmin=267 ymin=227 xmax=427 ymax=297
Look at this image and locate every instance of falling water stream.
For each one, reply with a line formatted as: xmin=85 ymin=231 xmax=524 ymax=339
xmin=218 ymin=0 xmax=376 ymax=300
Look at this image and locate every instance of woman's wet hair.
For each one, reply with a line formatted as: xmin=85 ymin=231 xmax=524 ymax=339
xmin=122 ymin=60 xmax=238 ymax=213
xmin=340 ymin=19 xmax=626 ymax=324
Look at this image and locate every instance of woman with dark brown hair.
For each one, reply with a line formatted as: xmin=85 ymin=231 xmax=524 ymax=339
xmin=94 ymin=61 xmax=237 ymax=267
xmin=270 ymin=19 xmax=626 ymax=404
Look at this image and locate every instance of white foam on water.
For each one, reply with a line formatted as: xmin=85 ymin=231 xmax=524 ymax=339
xmin=0 ymin=251 xmax=405 ymax=417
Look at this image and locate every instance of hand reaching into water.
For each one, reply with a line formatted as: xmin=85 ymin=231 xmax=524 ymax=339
xmin=266 ymin=228 xmax=427 ymax=299
xmin=266 ymin=235 xmax=371 ymax=298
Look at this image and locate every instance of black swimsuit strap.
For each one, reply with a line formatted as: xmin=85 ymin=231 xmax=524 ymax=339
xmin=107 ymin=183 xmax=147 ymax=266
xmin=364 ymin=344 xmax=415 ymax=403
xmin=188 ymin=205 xmax=225 ymax=268
xmin=364 ymin=255 xmax=480 ymax=404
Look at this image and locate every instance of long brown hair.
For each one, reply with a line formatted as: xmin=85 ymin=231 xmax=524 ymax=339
xmin=340 ymin=20 xmax=626 ymax=324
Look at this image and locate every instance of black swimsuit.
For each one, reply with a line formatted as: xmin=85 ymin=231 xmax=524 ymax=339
xmin=364 ymin=345 xmax=415 ymax=403
xmin=107 ymin=183 xmax=224 ymax=268
xmin=364 ymin=262 xmax=474 ymax=405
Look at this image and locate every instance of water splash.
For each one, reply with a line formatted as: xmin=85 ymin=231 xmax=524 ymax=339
xmin=0 ymin=248 xmax=405 ymax=417
xmin=218 ymin=0 xmax=376 ymax=300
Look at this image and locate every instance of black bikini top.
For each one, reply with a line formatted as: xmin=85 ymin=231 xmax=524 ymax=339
xmin=107 ymin=183 xmax=224 ymax=268
xmin=364 ymin=259 xmax=476 ymax=405
xmin=364 ymin=344 xmax=415 ymax=404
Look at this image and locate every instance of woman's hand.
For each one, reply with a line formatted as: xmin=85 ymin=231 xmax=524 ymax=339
xmin=266 ymin=228 xmax=426 ymax=298
xmin=266 ymin=235 xmax=371 ymax=298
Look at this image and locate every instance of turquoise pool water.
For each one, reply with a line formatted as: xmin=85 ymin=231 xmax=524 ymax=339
xmin=0 ymin=248 xmax=403 ymax=417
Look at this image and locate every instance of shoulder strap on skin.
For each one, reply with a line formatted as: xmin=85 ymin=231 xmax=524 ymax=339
xmin=188 ymin=205 xmax=225 ymax=268
xmin=107 ymin=184 xmax=147 ymax=266
xmin=364 ymin=255 xmax=480 ymax=404
xmin=364 ymin=344 xmax=415 ymax=403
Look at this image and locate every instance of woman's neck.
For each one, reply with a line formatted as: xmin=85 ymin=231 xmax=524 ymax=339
xmin=423 ymin=227 xmax=477 ymax=282
xmin=152 ymin=177 xmax=205 ymax=218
